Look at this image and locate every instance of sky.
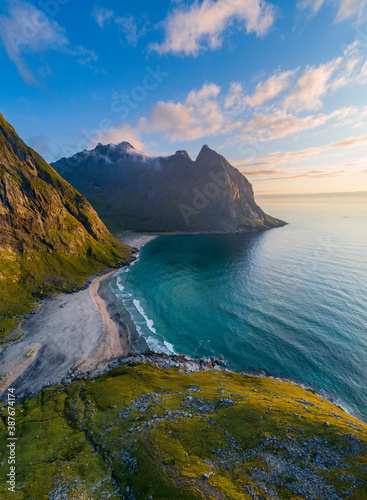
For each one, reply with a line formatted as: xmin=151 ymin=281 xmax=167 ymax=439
xmin=1 ymin=0 xmax=367 ymax=195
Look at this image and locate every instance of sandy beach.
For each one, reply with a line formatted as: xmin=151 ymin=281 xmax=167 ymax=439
xmin=120 ymin=234 xmax=156 ymax=248
xmin=0 ymin=235 xmax=155 ymax=401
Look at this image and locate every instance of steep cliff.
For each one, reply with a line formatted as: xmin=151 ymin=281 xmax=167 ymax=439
xmin=52 ymin=142 xmax=286 ymax=232
xmin=0 ymin=113 xmax=130 ymax=336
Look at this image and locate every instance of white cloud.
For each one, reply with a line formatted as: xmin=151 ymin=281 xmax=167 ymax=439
xmin=283 ymin=59 xmax=341 ymax=112
xmin=225 ymin=82 xmax=244 ymax=109
xmin=243 ymin=110 xmax=333 ymax=140
xmin=225 ymin=70 xmax=297 ymax=112
xmin=298 ymin=0 xmax=367 ymax=21
xmin=151 ymin=0 xmax=275 ymax=56
xmin=246 ymin=70 xmax=297 ymax=107
xmin=331 ymin=55 xmax=361 ymax=89
xmin=236 ymin=106 xmax=356 ymax=142
xmin=147 ymin=83 xmax=228 ymax=141
xmin=101 ymin=41 xmax=367 ymax=149
xmin=331 ymin=41 xmax=367 ymax=90
xmin=89 ymin=121 xmax=146 ymax=151
xmin=225 ymin=41 xmax=366 ymax=126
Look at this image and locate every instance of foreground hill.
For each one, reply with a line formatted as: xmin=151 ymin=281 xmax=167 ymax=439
xmin=52 ymin=142 xmax=285 ymax=233
xmin=0 ymin=113 xmax=130 ymax=338
xmin=0 ymin=356 xmax=366 ymax=499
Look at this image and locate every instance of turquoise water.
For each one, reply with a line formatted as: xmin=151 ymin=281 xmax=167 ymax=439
xmin=109 ymin=203 xmax=367 ymax=421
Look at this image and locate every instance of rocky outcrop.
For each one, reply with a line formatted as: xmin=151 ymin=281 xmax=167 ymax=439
xmin=0 ymin=113 xmax=120 ymax=255
xmin=52 ymin=142 xmax=286 ymax=232
xmin=0 ymin=112 xmax=130 ymax=327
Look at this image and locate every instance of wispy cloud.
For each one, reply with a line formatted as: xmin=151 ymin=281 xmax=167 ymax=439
xmin=92 ymin=6 xmax=114 ymax=28
xmin=227 ymin=41 xmax=367 ymax=143
xmin=103 ymin=37 xmax=367 ymax=155
xmin=297 ymin=0 xmax=367 ymax=22
xmin=151 ymin=0 xmax=276 ymax=56
xmin=92 ymin=6 xmax=148 ymax=46
xmin=225 ymin=69 xmax=297 ymax=111
xmin=238 ymin=134 xmax=367 ymax=167
xmin=246 ymin=70 xmax=298 ymax=107
xmin=331 ymin=41 xmax=367 ymax=90
xmin=328 ymin=134 xmax=367 ymax=148
xmin=238 ymin=161 xmax=367 ymax=181
xmin=0 ymin=1 xmax=68 ymax=84
xmin=236 ymin=107 xmax=354 ymax=142
xmin=70 ymin=46 xmax=98 ymax=67
xmin=282 ymin=59 xmax=341 ymax=112
xmin=0 ymin=1 xmax=98 ymax=85
xmin=240 ymin=167 xmax=352 ymax=180
xmin=234 ymin=134 xmax=367 ymax=181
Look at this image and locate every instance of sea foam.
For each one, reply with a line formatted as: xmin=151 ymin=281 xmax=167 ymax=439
xmin=133 ymin=299 xmax=157 ymax=334
xmin=110 ymin=272 xmax=176 ymax=356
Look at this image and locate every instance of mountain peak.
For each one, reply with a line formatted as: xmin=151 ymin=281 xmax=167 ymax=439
xmin=52 ymin=140 xmax=286 ymax=233
xmin=196 ymin=144 xmax=221 ymax=163
xmin=175 ymin=150 xmax=191 ymax=159
xmin=116 ymin=141 xmax=135 ymax=150
xmin=94 ymin=141 xmax=135 ymax=154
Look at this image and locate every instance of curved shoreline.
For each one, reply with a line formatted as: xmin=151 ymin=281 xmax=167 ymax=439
xmin=0 ymin=236 xmax=154 ymax=402
xmin=0 ymin=233 xmax=364 ymax=427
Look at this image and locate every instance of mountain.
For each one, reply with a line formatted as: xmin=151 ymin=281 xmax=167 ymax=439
xmin=52 ymin=142 xmax=286 ymax=233
xmin=0 ymin=113 xmax=130 ymax=337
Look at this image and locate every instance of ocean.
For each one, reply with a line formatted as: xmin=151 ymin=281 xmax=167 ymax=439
xmin=108 ymin=202 xmax=367 ymax=421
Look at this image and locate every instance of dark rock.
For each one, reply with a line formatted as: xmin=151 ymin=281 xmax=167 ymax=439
xmin=51 ymin=142 xmax=286 ymax=233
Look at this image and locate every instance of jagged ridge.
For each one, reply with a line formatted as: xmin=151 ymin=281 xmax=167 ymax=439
xmin=52 ymin=142 xmax=286 ymax=233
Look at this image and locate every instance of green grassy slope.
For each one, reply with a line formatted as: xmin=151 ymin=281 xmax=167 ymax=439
xmin=0 ymin=361 xmax=366 ymax=499
xmin=0 ymin=112 xmax=131 ymax=339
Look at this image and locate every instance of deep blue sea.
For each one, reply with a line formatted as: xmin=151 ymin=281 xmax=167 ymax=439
xmin=109 ymin=202 xmax=367 ymax=421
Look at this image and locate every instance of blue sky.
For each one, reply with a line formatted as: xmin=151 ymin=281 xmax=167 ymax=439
xmin=1 ymin=0 xmax=367 ymax=194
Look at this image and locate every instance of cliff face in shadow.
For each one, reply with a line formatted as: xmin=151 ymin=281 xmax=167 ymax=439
xmin=52 ymin=142 xmax=286 ymax=233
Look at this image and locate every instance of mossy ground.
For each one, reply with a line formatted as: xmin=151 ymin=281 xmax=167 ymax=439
xmin=0 ymin=362 xmax=366 ymax=499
